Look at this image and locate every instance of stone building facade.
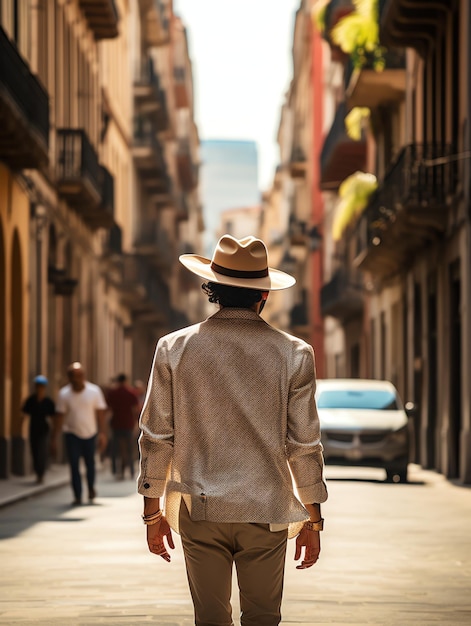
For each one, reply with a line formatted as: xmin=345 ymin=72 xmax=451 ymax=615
xmin=0 ymin=0 xmax=203 ymax=477
xmin=317 ymin=0 xmax=471 ymax=483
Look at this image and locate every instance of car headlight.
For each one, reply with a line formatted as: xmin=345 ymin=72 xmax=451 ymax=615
xmin=388 ymin=424 xmax=409 ymax=445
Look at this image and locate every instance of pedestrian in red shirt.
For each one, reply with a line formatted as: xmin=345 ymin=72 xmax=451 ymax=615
xmin=106 ymin=374 xmax=139 ymax=479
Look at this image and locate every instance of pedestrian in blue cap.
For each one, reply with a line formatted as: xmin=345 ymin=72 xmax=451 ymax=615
xmin=21 ymin=375 xmax=56 ymax=484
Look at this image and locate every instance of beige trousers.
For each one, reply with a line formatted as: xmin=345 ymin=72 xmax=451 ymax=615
xmin=179 ymin=502 xmax=288 ymax=626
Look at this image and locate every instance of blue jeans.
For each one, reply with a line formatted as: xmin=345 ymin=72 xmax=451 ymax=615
xmin=65 ymin=433 xmax=96 ymax=501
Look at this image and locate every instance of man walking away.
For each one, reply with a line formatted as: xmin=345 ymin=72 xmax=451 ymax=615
xmin=52 ymin=362 xmax=108 ymax=505
xmin=106 ymin=373 xmax=139 ymax=479
xmin=138 ymin=235 xmax=328 ymax=626
xmin=22 ymin=375 xmax=55 ymax=484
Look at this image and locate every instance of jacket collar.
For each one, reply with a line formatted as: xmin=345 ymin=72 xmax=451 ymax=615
xmin=208 ymin=308 xmax=266 ymax=323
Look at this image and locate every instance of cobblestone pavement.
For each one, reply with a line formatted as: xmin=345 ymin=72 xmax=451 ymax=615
xmin=0 ymin=464 xmax=470 ymax=625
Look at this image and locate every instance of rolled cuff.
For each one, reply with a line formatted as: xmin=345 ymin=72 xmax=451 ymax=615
xmin=137 ymin=476 xmax=167 ymax=498
xmin=297 ymin=480 xmax=328 ymax=505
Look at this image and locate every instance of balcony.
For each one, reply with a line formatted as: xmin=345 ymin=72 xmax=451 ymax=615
xmin=134 ymin=58 xmax=168 ymax=131
xmin=176 ymin=139 xmax=197 ymax=191
xmin=79 ymin=0 xmax=119 ymax=40
xmin=118 ymin=255 xmax=171 ymax=323
xmin=83 ymin=166 xmax=115 ymax=230
xmin=321 ymin=268 xmax=364 ymax=322
xmin=133 ymin=123 xmax=170 ymax=194
xmin=134 ymin=222 xmax=173 ymax=269
xmin=56 ymin=129 xmax=102 ymax=209
xmin=174 ymin=66 xmax=191 ymax=109
xmin=290 ymin=146 xmax=307 ymax=179
xmin=320 ymin=103 xmax=367 ymax=191
xmin=355 ymin=144 xmax=457 ymax=278
xmin=346 ymin=49 xmax=406 ymax=109
xmin=0 ymin=26 xmax=49 ymax=169
xmin=379 ymin=0 xmax=451 ymax=53
xmin=141 ymin=0 xmax=170 ymax=47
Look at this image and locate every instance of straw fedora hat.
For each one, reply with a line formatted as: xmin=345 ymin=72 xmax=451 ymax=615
xmin=179 ymin=234 xmax=296 ymax=291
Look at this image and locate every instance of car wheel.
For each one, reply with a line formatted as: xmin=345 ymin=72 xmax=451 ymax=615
xmin=385 ymin=465 xmax=408 ymax=483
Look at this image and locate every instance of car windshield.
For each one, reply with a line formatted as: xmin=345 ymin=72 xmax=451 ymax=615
xmin=317 ymin=389 xmax=399 ymax=410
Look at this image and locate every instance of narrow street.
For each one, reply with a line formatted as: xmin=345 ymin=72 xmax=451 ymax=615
xmin=0 ymin=465 xmax=470 ymax=625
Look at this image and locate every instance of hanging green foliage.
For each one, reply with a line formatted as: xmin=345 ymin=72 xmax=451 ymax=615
xmin=332 ymin=171 xmax=377 ymax=241
xmin=345 ymin=107 xmax=371 ymax=141
xmin=331 ymin=0 xmax=385 ymax=70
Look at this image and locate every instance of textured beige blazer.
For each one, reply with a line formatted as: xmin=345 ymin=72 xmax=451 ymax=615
xmin=138 ymin=307 xmax=328 ymax=538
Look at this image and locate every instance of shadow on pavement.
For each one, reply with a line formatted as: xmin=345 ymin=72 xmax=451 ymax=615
xmin=0 ymin=475 xmax=137 ymax=539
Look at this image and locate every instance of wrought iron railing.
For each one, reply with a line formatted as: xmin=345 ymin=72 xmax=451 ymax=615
xmin=57 ymin=129 xmax=101 ymax=193
xmin=320 ymin=267 xmax=364 ymax=319
xmin=135 ymin=57 xmax=160 ymax=88
xmin=362 ymin=143 xmax=457 ymax=243
xmin=0 ymin=26 xmax=49 ymax=148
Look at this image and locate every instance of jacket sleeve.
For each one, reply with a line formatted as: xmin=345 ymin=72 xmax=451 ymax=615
xmin=137 ymin=339 xmax=174 ymax=498
xmin=286 ymin=343 xmax=328 ymax=504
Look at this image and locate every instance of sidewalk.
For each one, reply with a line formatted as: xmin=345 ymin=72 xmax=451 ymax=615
xmin=0 ymin=463 xmax=70 ymax=508
xmin=1 ymin=464 xmax=470 ymax=625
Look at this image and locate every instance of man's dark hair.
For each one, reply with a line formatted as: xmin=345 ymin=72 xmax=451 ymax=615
xmin=116 ymin=373 xmax=127 ymax=383
xmin=202 ymin=282 xmax=263 ymax=308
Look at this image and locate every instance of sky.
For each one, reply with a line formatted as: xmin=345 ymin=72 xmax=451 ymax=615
xmin=173 ymin=0 xmax=301 ymax=191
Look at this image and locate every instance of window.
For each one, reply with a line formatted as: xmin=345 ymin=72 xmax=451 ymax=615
xmin=317 ymin=389 xmax=399 ymax=411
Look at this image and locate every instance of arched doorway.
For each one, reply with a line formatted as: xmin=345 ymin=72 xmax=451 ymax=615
xmin=0 ymin=220 xmax=7 ymax=478
xmin=11 ymin=230 xmax=25 ymax=475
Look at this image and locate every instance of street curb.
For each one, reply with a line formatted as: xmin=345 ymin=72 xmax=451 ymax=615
xmin=0 ymin=475 xmax=70 ymax=510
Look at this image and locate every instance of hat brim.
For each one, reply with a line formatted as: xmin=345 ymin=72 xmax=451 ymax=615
xmin=179 ymin=254 xmax=296 ymax=291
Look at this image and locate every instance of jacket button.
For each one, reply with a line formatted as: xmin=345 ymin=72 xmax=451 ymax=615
xmin=144 ymin=482 xmax=150 ymax=489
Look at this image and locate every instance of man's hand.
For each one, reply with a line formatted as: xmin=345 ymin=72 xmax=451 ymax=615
xmin=294 ymin=527 xmax=321 ymax=569
xmin=146 ymin=516 xmax=175 ymax=562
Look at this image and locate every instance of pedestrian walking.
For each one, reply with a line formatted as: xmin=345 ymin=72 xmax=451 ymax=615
xmin=21 ymin=375 xmax=55 ymax=484
xmin=106 ymin=373 xmax=139 ymax=480
xmin=51 ymin=362 xmax=108 ymax=505
xmin=138 ymin=235 xmax=328 ymax=626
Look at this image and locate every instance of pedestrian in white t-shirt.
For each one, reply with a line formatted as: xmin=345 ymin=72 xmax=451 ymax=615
xmin=52 ymin=362 xmax=108 ymax=505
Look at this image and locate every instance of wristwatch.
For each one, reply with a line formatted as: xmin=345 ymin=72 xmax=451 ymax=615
xmin=304 ymin=518 xmax=324 ymax=531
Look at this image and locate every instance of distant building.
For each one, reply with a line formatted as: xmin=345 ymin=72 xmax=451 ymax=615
xmin=200 ymin=140 xmax=260 ymax=255
xmin=218 ymin=206 xmax=262 ymax=241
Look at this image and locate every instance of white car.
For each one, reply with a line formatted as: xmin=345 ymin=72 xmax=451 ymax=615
xmin=315 ymin=379 xmax=411 ymax=482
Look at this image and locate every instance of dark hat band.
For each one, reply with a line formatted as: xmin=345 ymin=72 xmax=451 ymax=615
xmin=211 ymin=261 xmax=269 ymax=279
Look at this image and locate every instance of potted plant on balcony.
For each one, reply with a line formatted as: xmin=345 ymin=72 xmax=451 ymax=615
xmin=331 ymin=0 xmax=385 ymax=70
